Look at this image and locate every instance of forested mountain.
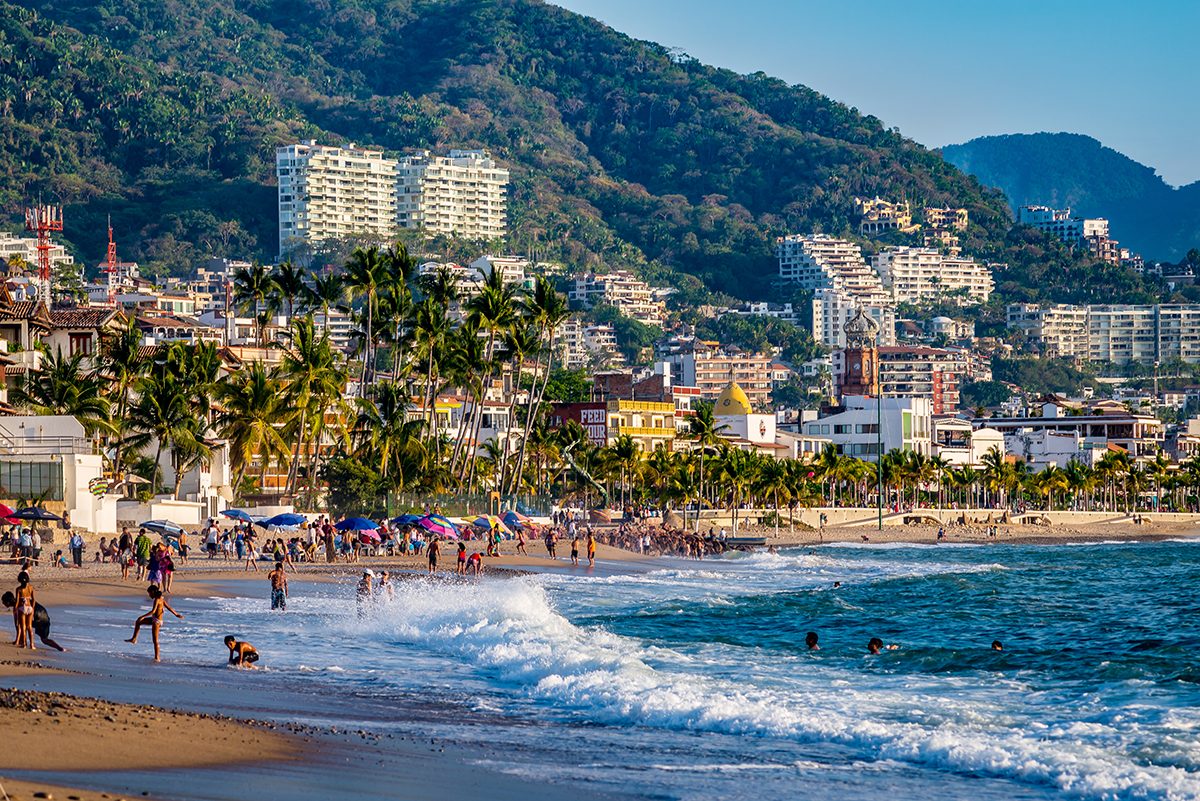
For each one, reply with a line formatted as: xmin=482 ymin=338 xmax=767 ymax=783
xmin=0 ymin=0 xmax=1153 ymax=304
xmin=943 ymin=133 xmax=1200 ymax=261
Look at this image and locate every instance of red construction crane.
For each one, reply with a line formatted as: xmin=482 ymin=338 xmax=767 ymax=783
xmin=24 ymin=203 xmax=63 ymax=308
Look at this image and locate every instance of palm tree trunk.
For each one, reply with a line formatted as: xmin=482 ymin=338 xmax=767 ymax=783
xmin=285 ymin=406 xmax=308 ymax=497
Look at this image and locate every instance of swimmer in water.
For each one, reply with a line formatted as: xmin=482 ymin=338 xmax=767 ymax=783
xmin=805 ymin=631 xmax=819 ymax=651
xmin=224 ymin=635 xmax=260 ymax=668
xmin=991 ymin=640 xmax=1003 ymax=651
xmin=126 ymin=585 xmax=183 ymax=662
xmin=832 ymin=581 xmax=842 ymax=589
xmin=867 ymin=637 xmax=899 ymax=654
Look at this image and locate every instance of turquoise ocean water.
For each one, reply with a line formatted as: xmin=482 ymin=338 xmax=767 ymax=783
xmin=67 ymin=541 xmax=1200 ymax=800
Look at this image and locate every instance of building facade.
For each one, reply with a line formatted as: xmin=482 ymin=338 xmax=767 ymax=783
xmin=873 ymin=247 xmax=994 ymax=305
xmin=812 ymin=288 xmax=897 ymax=349
xmin=570 ymin=270 xmax=666 ymax=327
xmin=276 ymin=142 xmax=399 ymax=257
xmin=396 ymin=150 xmax=508 ymax=241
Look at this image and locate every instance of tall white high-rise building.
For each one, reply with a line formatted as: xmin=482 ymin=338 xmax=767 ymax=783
xmin=396 ymin=150 xmax=508 ymax=241
xmin=276 ymin=142 xmax=399 ymax=257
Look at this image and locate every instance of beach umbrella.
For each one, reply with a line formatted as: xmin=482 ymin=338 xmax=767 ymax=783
xmin=10 ymin=506 xmax=62 ymax=522
xmin=418 ymin=513 xmax=460 ymax=539
xmin=140 ymin=519 xmax=185 ymax=536
xmin=472 ymin=515 xmax=512 ymax=535
xmin=391 ymin=513 xmax=423 ymax=525
xmin=221 ymin=509 xmax=256 ymax=523
xmin=258 ymin=513 xmax=306 ymax=529
xmin=502 ymin=510 xmax=531 ymax=530
xmin=357 ymin=529 xmax=382 ymax=543
xmin=336 ymin=517 xmax=380 ymax=531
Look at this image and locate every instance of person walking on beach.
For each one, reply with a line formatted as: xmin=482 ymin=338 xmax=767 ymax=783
xmin=11 ymin=572 xmax=37 ymax=650
xmin=457 ymin=542 xmax=468 ymax=575
xmin=427 ymin=537 xmax=441 ymax=574
xmin=224 ymin=635 xmax=259 ymax=668
xmin=134 ymin=528 xmax=152 ymax=581
xmin=268 ymin=563 xmax=288 ymax=611
xmin=69 ymin=530 xmax=84 ymax=568
xmin=587 ymin=532 xmax=597 ymax=568
xmin=244 ymin=530 xmax=260 ymax=573
xmin=3 ymin=588 xmax=65 ymax=651
xmin=516 ymin=530 xmax=527 ymax=556
xmin=570 ymin=535 xmax=580 ymax=566
xmin=126 ymin=585 xmax=183 ymax=662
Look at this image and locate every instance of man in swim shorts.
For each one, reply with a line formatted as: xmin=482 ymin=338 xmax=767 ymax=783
xmin=427 ymin=538 xmax=440 ymax=574
xmin=268 ymin=563 xmax=288 ymax=611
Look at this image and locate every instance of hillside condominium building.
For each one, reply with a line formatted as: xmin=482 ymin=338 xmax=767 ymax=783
xmin=1007 ymin=303 xmax=1200 ymax=364
xmin=396 ymin=150 xmax=508 ymax=241
xmin=277 ymin=142 xmax=399 ymax=257
xmin=873 ymin=246 xmax=994 ymax=305
xmin=277 ymin=143 xmax=509 ymax=257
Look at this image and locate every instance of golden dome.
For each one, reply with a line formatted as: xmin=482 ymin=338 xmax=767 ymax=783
xmin=715 ymin=382 xmax=753 ymax=415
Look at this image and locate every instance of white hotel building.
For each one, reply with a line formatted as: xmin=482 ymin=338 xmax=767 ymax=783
xmin=276 ymin=142 xmax=399 ymax=257
xmin=1007 ymin=303 xmax=1200 ymax=364
xmin=396 ymin=150 xmax=508 ymax=241
xmin=570 ymin=270 xmax=667 ymax=327
xmin=873 ymin=247 xmax=994 ymax=305
xmin=277 ymin=143 xmax=509 ymax=257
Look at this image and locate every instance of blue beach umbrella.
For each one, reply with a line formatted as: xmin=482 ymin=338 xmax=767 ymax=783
xmin=391 ymin=513 xmax=423 ymax=525
xmin=335 ymin=517 xmax=380 ymax=531
xmin=258 ymin=513 xmax=307 ymax=529
xmin=140 ymin=519 xmax=185 ymax=536
xmin=221 ymin=509 xmax=255 ymax=523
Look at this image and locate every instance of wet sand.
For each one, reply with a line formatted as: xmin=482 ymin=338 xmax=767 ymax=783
xmin=0 ymin=549 xmax=643 ymax=801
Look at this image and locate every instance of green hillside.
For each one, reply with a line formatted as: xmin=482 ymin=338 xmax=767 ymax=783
xmin=943 ymin=132 xmax=1200 ymax=261
xmin=0 ymin=0 xmax=1156 ymax=305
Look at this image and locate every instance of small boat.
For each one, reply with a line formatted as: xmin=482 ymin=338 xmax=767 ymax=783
xmin=725 ymin=536 xmax=768 ymax=547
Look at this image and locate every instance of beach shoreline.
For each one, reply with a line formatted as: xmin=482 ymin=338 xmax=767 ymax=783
xmin=2 ymin=530 xmax=1198 ymax=801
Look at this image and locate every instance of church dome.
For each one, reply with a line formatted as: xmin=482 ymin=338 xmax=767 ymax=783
xmin=843 ymin=306 xmax=880 ymax=347
xmin=715 ymin=382 xmax=753 ymax=415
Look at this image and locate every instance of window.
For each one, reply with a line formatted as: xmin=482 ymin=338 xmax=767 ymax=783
xmin=833 ymin=424 xmax=850 ymax=435
xmin=68 ymin=332 xmax=93 ymax=356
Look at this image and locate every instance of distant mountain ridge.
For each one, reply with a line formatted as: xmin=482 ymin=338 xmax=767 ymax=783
xmin=942 ymin=133 xmax=1200 ymax=261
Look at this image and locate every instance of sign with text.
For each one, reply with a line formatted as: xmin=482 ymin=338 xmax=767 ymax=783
xmin=550 ymin=402 xmax=609 ymax=446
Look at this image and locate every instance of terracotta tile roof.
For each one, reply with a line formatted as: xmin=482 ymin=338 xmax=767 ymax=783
xmin=0 ymin=301 xmax=49 ymax=325
xmin=48 ymin=307 xmax=118 ymax=329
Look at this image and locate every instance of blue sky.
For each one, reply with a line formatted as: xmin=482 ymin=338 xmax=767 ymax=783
xmin=553 ymin=0 xmax=1199 ymax=186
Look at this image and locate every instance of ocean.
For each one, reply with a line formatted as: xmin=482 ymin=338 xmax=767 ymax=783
xmin=61 ymin=541 xmax=1200 ymax=801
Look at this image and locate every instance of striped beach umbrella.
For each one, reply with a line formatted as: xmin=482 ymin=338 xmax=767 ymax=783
xmin=417 ymin=513 xmax=460 ymax=539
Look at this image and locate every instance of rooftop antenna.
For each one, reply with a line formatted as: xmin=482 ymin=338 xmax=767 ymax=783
xmin=25 ymin=202 xmax=63 ymax=308
xmin=103 ymin=215 xmax=118 ymax=305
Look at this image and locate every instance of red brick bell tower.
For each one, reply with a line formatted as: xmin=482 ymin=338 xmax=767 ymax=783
xmin=841 ymin=307 xmax=880 ymax=398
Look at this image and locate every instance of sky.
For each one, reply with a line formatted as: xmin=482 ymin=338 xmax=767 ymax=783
xmin=553 ymin=0 xmax=1199 ymax=187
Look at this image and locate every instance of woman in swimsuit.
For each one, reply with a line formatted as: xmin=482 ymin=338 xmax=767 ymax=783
xmin=13 ymin=571 xmax=36 ymax=649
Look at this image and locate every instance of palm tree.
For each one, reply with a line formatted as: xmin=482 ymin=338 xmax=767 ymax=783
xmin=354 ymin=382 xmax=429 ymax=494
xmin=344 ymin=246 xmax=388 ymax=395
xmin=500 ymin=322 xmax=542 ymax=491
xmin=125 ymin=372 xmax=200 ymax=494
xmin=715 ymin=447 xmax=757 ymax=533
xmin=688 ymin=403 xmax=729 ymax=531
xmin=276 ymin=317 xmax=349 ymax=496
xmin=756 ymin=457 xmax=792 ymax=537
xmin=411 ymin=297 xmax=453 ymax=434
xmin=271 ymin=260 xmax=307 ymax=320
xmin=215 ymin=361 xmax=290 ymax=494
xmin=508 ymin=276 xmax=570 ymax=495
xmin=232 ymin=263 xmax=278 ymax=346
xmin=609 ymin=434 xmax=642 ymax=511
xmin=13 ymin=348 xmax=113 ymax=438
xmin=305 ymin=271 xmax=347 ymax=336
xmin=98 ymin=318 xmax=148 ymax=477
xmin=462 ymin=268 xmax=518 ymax=486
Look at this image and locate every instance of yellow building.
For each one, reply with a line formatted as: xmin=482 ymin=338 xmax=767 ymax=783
xmin=607 ymin=399 xmax=676 ymax=452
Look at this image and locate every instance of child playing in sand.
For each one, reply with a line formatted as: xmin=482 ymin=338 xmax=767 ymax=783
xmin=268 ymin=563 xmax=288 ymax=611
xmin=224 ymin=635 xmax=259 ymax=668
xmin=126 ymin=584 xmax=183 ymax=662
xmin=467 ymin=551 xmax=483 ymax=576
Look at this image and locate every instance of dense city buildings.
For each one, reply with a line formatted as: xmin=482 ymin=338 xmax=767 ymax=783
xmin=811 ymin=288 xmax=896 ymax=349
xmin=1018 ymin=205 xmax=1121 ymax=265
xmin=396 ymin=150 xmax=509 ymax=241
xmin=1007 ymin=303 xmax=1200 ymax=363
xmin=662 ymin=339 xmax=773 ymax=409
xmin=276 ymin=142 xmax=399 ymax=257
xmin=833 ymin=345 xmax=967 ymax=414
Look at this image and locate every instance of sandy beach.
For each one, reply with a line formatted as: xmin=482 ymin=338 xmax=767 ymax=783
xmin=1 ymin=524 xmax=1197 ymax=801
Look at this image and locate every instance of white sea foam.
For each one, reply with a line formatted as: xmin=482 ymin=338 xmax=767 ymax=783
xmin=353 ymin=577 xmax=1200 ymax=801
